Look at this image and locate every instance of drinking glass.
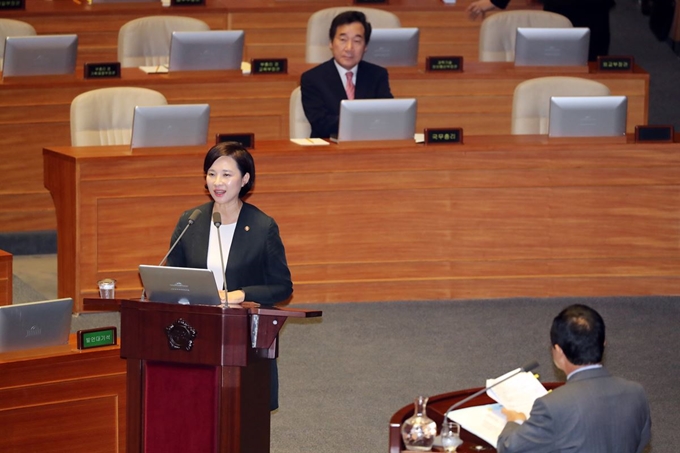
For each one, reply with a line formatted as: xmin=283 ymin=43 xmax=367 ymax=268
xmin=440 ymin=420 xmax=462 ymax=452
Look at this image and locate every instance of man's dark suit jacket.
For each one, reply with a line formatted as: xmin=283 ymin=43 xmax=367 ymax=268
xmin=497 ymin=367 xmax=651 ymax=453
xmin=166 ymin=201 xmax=293 ymax=411
xmin=300 ymin=58 xmax=393 ymax=138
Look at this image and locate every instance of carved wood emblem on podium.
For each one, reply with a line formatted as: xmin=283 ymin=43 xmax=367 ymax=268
xmin=165 ymin=319 xmax=197 ymax=351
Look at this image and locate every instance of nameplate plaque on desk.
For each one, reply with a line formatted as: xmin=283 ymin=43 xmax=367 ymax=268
xmin=634 ymin=125 xmax=674 ymax=143
xmin=77 ymin=326 xmax=117 ymax=350
xmin=426 ymin=56 xmax=464 ymax=72
xmin=0 ymin=0 xmax=24 ymax=10
xmin=597 ymin=55 xmax=634 ymax=72
xmin=425 ymin=128 xmax=463 ymax=145
xmin=171 ymin=0 xmax=205 ymax=6
xmin=250 ymin=58 xmax=288 ymax=75
xmin=84 ymin=62 xmax=121 ymax=79
xmin=216 ymin=133 xmax=255 ymax=149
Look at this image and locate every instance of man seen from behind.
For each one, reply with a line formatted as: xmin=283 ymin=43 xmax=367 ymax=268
xmin=498 ymin=304 xmax=651 ymax=453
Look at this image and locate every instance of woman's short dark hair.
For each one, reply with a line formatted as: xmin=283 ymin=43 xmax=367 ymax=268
xmin=203 ymin=142 xmax=255 ymax=198
xmin=329 ymin=10 xmax=372 ymax=45
xmin=550 ymin=304 xmax=605 ymax=365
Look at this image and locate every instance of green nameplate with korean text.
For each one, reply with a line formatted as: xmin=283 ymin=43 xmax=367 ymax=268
xmin=77 ymin=327 xmax=117 ymax=350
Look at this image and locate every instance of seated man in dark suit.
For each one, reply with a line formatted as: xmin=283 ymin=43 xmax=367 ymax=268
xmin=300 ymin=10 xmax=393 ymax=138
xmin=497 ymin=304 xmax=651 ymax=453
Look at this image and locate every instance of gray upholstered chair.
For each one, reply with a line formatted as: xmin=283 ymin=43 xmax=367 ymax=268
xmin=0 ymin=19 xmax=37 ymax=71
xmin=479 ymin=10 xmax=572 ymax=62
xmin=511 ymin=76 xmax=611 ymax=134
xmin=289 ymin=87 xmax=312 ymax=139
xmin=70 ymin=87 xmax=168 ymax=146
xmin=117 ymin=16 xmax=210 ymax=67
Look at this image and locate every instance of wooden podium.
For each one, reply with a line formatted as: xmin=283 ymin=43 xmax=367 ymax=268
xmin=119 ymin=299 xmax=320 ymax=453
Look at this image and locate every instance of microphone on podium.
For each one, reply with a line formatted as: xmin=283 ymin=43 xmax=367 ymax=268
xmin=157 ymin=209 xmax=201 ymax=266
xmin=212 ymin=212 xmax=227 ymax=292
xmin=141 ymin=209 xmax=201 ymax=300
xmin=443 ymin=361 xmax=540 ymax=421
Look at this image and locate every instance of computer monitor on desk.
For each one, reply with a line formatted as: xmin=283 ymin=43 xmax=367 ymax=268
xmin=2 ymin=35 xmax=77 ymax=78
xmin=548 ymin=96 xmax=627 ymax=137
xmin=514 ymin=28 xmax=589 ymax=66
xmin=168 ymin=31 xmax=244 ymax=71
xmin=0 ymin=298 xmax=73 ymax=353
xmin=130 ymin=104 xmax=210 ymax=148
xmin=335 ymin=98 xmax=417 ymax=142
xmin=362 ymin=28 xmax=419 ymax=67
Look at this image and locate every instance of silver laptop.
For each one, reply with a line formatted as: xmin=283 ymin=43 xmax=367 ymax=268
xmin=336 ymin=98 xmax=417 ymax=142
xmin=514 ymin=28 xmax=589 ymax=66
xmin=139 ymin=265 xmax=222 ymax=305
xmin=168 ymin=30 xmax=244 ymax=71
xmin=362 ymin=28 xmax=419 ymax=67
xmin=130 ymin=104 xmax=210 ymax=149
xmin=0 ymin=298 xmax=73 ymax=353
xmin=548 ymin=95 xmax=627 ymax=137
xmin=2 ymin=35 xmax=78 ymax=78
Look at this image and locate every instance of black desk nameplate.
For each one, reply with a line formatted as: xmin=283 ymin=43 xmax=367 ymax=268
xmin=84 ymin=62 xmax=121 ymax=79
xmin=634 ymin=125 xmax=674 ymax=143
xmin=171 ymin=0 xmax=205 ymax=5
xmin=597 ymin=55 xmax=634 ymax=72
xmin=426 ymin=56 xmax=464 ymax=72
xmin=216 ymin=133 xmax=255 ymax=149
xmin=0 ymin=0 xmax=24 ymax=10
xmin=424 ymin=128 xmax=464 ymax=145
xmin=251 ymin=58 xmax=288 ymax=75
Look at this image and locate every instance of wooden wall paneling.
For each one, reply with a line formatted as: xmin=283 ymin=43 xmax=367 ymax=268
xmin=0 ymin=341 xmax=126 ymax=453
xmin=0 ymin=250 xmax=11 ymax=306
xmin=44 ymin=138 xmax=680 ymax=309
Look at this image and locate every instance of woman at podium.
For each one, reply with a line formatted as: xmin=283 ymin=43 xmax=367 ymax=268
xmin=166 ymin=141 xmax=293 ymax=305
xmin=165 ymin=142 xmax=293 ymax=410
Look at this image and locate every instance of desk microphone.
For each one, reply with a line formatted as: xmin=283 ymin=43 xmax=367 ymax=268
xmin=443 ymin=361 xmax=539 ymax=421
xmin=141 ymin=209 xmax=201 ymax=300
xmin=158 ymin=209 xmax=202 ymax=266
xmin=212 ymin=212 xmax=227 ymax=292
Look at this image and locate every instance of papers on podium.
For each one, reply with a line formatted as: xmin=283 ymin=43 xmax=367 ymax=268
xmin=447 ymin=368 xmax=548 ymax=447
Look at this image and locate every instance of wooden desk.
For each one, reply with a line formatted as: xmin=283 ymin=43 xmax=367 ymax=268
xmin=2 ymin=63 xmax=649 ymax=233
xmin=0 ymin=250 xmax=11 ymax=306
xmin=0 ymin=336 xmax=126 ymax=453
xmin=388 ymin=383 xmax=562 ymax=453
xmin=44 ymin=136 xmax=680 ymax=312
xmin=8 ymin=0 xmax=536 ymax=66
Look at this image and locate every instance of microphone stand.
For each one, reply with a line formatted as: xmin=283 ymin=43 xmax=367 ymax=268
xmin=443 ymin=361 xmax=539 ymax=422
xmin=212 ymin=213 xmax=228 ymax=294
xmin=141 ymin=209 xmax=201 ymax=301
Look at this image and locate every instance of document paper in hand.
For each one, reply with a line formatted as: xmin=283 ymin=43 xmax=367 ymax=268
xmin=447 ymin=369 xmax=547 ymax=447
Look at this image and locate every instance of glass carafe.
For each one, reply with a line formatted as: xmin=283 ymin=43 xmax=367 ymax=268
xmin=401 ymin=395 xmax=437 ymax=451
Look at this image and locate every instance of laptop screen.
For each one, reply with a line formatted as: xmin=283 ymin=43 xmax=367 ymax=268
xmin=139 ymin=265 xmax=222 ymax=306
xmin=0 ymin=298 xmax=73 ymax=353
